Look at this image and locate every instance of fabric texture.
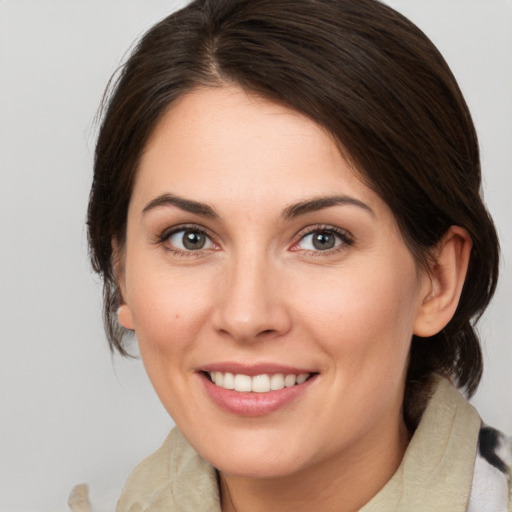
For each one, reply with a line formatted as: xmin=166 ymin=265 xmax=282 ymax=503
xmin=71 ymin=376 xmax=510 ymax=512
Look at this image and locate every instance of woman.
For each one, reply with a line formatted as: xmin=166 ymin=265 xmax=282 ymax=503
xmin=85 ymin=0 xmax=511 ymax=510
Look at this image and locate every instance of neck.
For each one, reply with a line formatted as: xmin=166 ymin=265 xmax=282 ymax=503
xmin=220 ymin=419 xmax=410 ymax=512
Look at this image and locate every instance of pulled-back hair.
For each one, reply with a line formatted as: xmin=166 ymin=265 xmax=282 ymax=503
xmin=88 ymin=0 xmax=499 ymax=425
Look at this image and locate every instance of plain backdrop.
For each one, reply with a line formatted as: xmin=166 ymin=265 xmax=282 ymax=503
xmin=1 ymin=1 xmax=511 ymax=511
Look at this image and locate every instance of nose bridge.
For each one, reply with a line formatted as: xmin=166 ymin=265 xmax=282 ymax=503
xmin=213 ymin=246 xmax=290 ymax=341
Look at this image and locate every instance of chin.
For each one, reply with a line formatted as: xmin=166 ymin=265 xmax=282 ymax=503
xmin=213 ymin=455 xmax=304 ymax=480
xmin=194 ymin=431 xmax=311 ymax=480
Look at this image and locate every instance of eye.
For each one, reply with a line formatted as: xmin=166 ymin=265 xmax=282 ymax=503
xmin=295 ymin=227 xmax=352 ymax=252
xmin=166 ymin=228 xmax=215 ymax=251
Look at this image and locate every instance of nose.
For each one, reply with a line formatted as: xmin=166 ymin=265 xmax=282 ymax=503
xmin=211 ymin=253 xmax=292 ymax=342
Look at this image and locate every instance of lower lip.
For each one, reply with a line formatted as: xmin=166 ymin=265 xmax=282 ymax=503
xmin=200 ymin=373 xmax=316 ymax=417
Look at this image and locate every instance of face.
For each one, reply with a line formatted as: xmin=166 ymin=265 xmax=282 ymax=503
xmin=117 ymin=85 xmax=431 ymax=479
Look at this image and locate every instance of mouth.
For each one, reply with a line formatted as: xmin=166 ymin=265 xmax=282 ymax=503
xmin=198 ymin=365 xmax=318 ymax=416
xmin=204 ymin=371 xmax=314 ymax=393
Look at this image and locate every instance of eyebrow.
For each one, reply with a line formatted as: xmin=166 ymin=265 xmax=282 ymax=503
xmin=142 ymin=193 xmax=374 ymax=220
xmin=281 ymin=195 xmax=374 ymax=220
xmin=142 ymin=193 xmax=219 ymax=218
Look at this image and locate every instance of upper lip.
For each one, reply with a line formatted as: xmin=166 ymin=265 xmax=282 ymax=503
xmin=198 ymin=362 xmax=316 ymax=376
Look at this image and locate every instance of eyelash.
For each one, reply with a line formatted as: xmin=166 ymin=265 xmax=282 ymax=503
xmin=157 ymin=224 xmax=218 ymax=258
xmin=156 ymin=224 xmax=354 ymax=258
xmin=292 ymin=225 xmax=354 ymax=256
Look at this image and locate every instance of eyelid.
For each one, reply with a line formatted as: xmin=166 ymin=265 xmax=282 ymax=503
xmin=159 ymin=223 xmax=210 ymax=240
xmin=290 ymin=225 xmax=354 ymax=253
xmin=155 ymin=222 xmax=353 ymax=257
xmin=158 ymin=223 xmax=219 ymax=255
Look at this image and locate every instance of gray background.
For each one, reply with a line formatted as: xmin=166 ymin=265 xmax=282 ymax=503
xmin=1 ymin=1 xmax=511 ymax=511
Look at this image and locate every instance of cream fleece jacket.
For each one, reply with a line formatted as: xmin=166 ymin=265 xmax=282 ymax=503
xmin=70 ymin=377 xmax=511 ymax=511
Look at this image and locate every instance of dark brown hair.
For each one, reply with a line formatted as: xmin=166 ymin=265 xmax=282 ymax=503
xmin=88 ymin=0 xmax=499 ymax=423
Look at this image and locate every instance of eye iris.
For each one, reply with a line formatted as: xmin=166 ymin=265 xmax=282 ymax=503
xmin=312 ymin=231 xmax=336 ymax=250
xmin=183 ymin=231 xmax=205 ymax=250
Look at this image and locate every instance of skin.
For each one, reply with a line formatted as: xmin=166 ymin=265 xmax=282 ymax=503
xmin=115 ymin=85 xmax=471 ymax=511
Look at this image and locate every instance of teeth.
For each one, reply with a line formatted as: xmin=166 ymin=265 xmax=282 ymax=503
xmin=251 ymin=374 xmax=270 ymax=393
xmin=234 ymin=374 xmax=252 ymax=392
xmin=284 ymin=374 xmax=296 ymax=387
xmin=270 ymin=373 xmax=285 ymax=390
xmin=296 ymin=373 xmax=309 ymax=384
xmin=208 ymin=371 xmax=311 ymax=393
xmin=223 ymin=372 xmax=235 ymax=390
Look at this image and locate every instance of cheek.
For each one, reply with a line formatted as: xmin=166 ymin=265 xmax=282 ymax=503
xmin=294 ymin=259 xmax=420 ymax=372
xmin=125 ymin=267 xmax=218 ymax=421
xmin=125 ymin=263 xmax=215 ymax=360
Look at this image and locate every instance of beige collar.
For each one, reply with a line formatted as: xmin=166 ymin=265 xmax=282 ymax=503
xmin=360 ymin=376 xmax=481 ymax=511
xmin=116 ymin=377 xmax=481 ymax=512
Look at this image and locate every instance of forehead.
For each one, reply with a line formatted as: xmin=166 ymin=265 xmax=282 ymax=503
xmin=133 ymin=85 xmax=379 ymax=215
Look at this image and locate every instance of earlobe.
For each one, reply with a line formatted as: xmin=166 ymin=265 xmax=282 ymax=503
xmin=111 ymin=236 xmax=134 ymax=329
xmin=117 ymin=304 xmax=135 ymax=330
xmin=413 ymin=226 xmax=472 ymax=337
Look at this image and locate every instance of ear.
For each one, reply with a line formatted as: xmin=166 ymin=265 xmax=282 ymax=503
xmin=413 ymin=226 xmax=472 ymax=337
xmin=112 ymin=237 xmax=134 ymax=330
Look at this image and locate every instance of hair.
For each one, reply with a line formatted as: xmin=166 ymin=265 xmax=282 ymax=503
xmin=87 ymin=0 xmax=499 ymax=427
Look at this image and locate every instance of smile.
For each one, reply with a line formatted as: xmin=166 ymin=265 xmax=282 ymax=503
xmin=199 ymin=365 xmax=318 ymax=416
xmin=207 ymin=372 xmax=311 ymax=393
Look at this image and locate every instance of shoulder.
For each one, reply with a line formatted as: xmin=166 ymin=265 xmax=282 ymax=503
xmin=116 ymin=428 xmax=221 ymax=512
xmin=425 ymin=377 xmax=511 ymax=511
xmin=467 ymin=425 xmax=511 ymax=511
